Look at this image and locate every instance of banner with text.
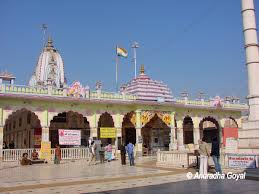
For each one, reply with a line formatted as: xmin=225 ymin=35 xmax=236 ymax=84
xmin=40 ymin=141 xmax=51 ymax=161
xmin=58 ymin=129 xmax=81 ymax=145
xmin=100 ymin=127 xmax=116 ymax=138
xmin=228 ymin=154 xmax=257 ymax=169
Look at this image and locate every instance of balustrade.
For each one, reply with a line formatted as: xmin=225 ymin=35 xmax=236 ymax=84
xmin=2 ymin=148 xmax=90 ymax=162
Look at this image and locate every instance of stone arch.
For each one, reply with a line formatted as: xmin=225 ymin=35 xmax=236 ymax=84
xmin=183 ymin=116 xmax=194 ymax=144
xmin=141 ymin=113 xmax=170 ymax=152
xmin=122 ymin=111 xmax=136 ymax=145
xmin=97 ymin=112 xmax=115 ymax=145
xmin=222 ymin=117 xmax=238 ymax=146
xmin=49 ymin=111 xmax=90 ymax=148
xmin=224 ymin=117 xmax=238 ymax=128
xmin=199 ymin=116 xmax=220 ymax=143
xmin=3 ymin=108 xmax=42 ymax=148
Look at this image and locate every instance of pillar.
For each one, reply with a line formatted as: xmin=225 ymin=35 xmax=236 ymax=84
xmin=113 ymin=113 xmax=122 ymax=150
xmin=135 ymin=110 xmax=143 ymax=156
xmin=193 ymin=117 xmax=201 ymax=150
xmin=176 ymin=120 xmax=184 ymax=150
xmin=242 ymin=0 xmax=259 ymax=121
xmin=169 ymin=112 xmax=177 ymax=150
xmin=0 ymin=126 xmax=3 ymax=160
xmin=89 ymin=113 xmax=98 ymax=139
xmin=41 ymin=127 xmax=50 ymax=142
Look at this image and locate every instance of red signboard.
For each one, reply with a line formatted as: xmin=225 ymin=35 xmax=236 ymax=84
xmin=223 ymin=128 xmax=238 ymax=146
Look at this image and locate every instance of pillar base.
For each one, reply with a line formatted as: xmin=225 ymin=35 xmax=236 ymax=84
xmin=169 ymin=143 xmax=177 ymax=150
xmin=178 ymin=145 xmax=185 ymax=151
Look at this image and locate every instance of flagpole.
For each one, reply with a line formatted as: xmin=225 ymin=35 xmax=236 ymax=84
xmin=116 ymin=45 xmax=118 ymax=92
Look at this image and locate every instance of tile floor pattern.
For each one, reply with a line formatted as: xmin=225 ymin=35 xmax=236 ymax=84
xmin=0 ymin=158 xmax=248 ymax=194
xmin=0 ymin=158 xmax=188 ymax=193
xmin=91 ymin=179 xmax=259 ymax=194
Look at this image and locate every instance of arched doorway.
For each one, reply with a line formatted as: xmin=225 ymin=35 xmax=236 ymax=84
xmin=49 ymin=111 xmax=90 ymax=148
xmin=141 ymin=114 xmax=170 ymax=152
xmin=199 ymin=116 xmax=220 ymax=144
xmin=3 ymin=109 xmax=42 ymax=148
xmin=183 ymin=116 xmax=194 ymax=144
xmin=223 ymin=117 xmax=238 ymax=146
xmin=122 ymin=112 xmax=136 ymax=145
xmin=97 ymin=112 xmax=115 ymax=146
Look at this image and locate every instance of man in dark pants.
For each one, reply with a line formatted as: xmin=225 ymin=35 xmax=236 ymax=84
xmin=211 ymin=136 xmax=222 ymax=173
xmin=120 ymin=144 xmax=126 ymax=165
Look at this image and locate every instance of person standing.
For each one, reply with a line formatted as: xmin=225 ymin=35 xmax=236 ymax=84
xmin=54 ymin=144 xmax=61 ymax=164
xmin=198 ymin=137 xmax=210 ymax=175
xmin=89 ymin=141 xmax=97 ymax=165
xmin=99 ymin=144 xmax=105 ymax=164
xmin=211 ymin=136 xmax=222 ymax=174
xmin=120 ymin=143 xmax=126 ymax=165
xmin=105 ymin=143 xmax=112 ymax=162
xmin=126 ymin=142 xmax=135 ymax=166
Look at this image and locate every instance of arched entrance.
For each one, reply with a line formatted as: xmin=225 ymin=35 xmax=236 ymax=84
xmin=223 ymin=117 xmax=238 ymax=146
xmin=141 ymin=114 xmax=170 ymax=152
xmin=122 ymin=112 xmax=136 ymax=145
xmin=49 ymin=111 xmax=90 ymax=148
xmin=3 ymin=109 xmax=42 ymax=148
xmin=97 ymin=112 xmax=115 ymax=145
xmin=199 ymin=116 xmax=220 ymax=143
xmin=183 ymin=116 xmax=194 ymax=144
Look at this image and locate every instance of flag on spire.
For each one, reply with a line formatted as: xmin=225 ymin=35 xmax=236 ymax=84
xmin=116 ymin=47 xmax=128 ymax=58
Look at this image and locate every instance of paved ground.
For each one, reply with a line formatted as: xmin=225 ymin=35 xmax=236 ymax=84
xmin=0 ymin=157 xmax=252 ymax=194
xmin=0 ymin=157 xmax=189 ymax=193
xmin=91 ymin=179 xmax=259 ymax=194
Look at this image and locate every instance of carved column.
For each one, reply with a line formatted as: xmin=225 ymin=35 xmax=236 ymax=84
xmin=135 ymin=110 xmax=142 ymax=156
xmin=169 ymin=112 xmax=177 ymax=150
xmin=176 ymin=120 xmax=184 ymax=150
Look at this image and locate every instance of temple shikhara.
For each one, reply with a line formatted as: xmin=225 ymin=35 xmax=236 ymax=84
xmin=0 ymin=34 xmax=249 ymax=166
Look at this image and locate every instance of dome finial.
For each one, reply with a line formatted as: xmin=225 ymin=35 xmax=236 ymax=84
xmin=46 ymin=36 xmax=53 ymax=49
xmin=140 ymin=64 xmax=145 ymax=74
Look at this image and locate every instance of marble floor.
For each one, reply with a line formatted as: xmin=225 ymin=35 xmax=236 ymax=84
xmin=91 ymin=179 xmax=259 ymax=194
xmin=0 ymin=158 xmax=188 ymax=193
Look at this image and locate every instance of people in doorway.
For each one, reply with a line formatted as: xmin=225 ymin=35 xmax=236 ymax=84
xmin=211 ymin=136 xmax=222 ymax=174
xmin=20 ymin=153 xmax=32 ymax=165
xmin=198 ymin=137 xmax=210 ymax=175
xmin=89 ymin=141 xmax=97 ymax=165
xmin=31 ymin=149 xmax=39 ymax=160
xmin=120 ymin=143 xmax=126 ymax=165
xmin=105 ymin=143 xmax=113 ymax=162
xmin=9 ymin=141 xmax=15 ymax=149
xmin=126 ymin=142 xmax=135 ymax=166
xmin=54 ymin=144 xmax=61 ymax=164
xmin=3 ymin=141 xmax=8 ymax=149
xmin=99 ymin=144 xmax=105 ymax=164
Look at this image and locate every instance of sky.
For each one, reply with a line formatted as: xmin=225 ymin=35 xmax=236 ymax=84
xmin=0 ymin=0 xmax=258 ymax=102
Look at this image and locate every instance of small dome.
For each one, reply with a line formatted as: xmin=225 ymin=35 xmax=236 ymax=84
xmin=29 ymin=37 xmax=66 ymax=88
xmin=121 ymin=65 xmax=173 ymax=102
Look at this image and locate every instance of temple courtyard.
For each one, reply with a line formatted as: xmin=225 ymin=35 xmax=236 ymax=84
xmin=0 ymin=157 xmax=257 ymax=194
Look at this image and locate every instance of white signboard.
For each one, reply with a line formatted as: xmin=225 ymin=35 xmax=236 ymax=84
xmin=228 ymin=154 xmax=257 ymax=169
xmin=58 ymin=129 xmax=81 ymax=145
xmin=225 ymin=138 xmax=238 ymax=153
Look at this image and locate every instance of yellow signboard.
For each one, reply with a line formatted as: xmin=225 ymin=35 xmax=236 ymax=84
xmin=100 ymin=127 xmax=116 ymax=138
xmin=40 ymin=141 xmax=51 ymax=161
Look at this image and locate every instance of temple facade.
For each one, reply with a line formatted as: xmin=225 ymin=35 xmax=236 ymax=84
xmin=0 ymin=37 xmax=248 ymax=159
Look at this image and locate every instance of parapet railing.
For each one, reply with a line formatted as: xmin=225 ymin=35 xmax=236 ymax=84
xmin=0 ymin=84 xmax=248 ymax=109
xmin=0 ymin=84 xmax=136 ymax=101
xmin=2 ymin=147 xmax=90 ymax=162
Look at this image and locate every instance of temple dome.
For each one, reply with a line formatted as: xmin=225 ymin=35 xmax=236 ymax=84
xmin=121 ymin=65 xmax=173 ymax=102
xmin=29 ymin=37 xmax=66 ymax=88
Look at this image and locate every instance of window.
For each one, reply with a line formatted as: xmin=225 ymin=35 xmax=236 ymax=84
xmin=19 ymin=118 xmax=22 ymax=127
xmin=27 ymin=113 xmax=31 ymax=124
xmin=13 ymin=121 xmax=16 ymax=130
